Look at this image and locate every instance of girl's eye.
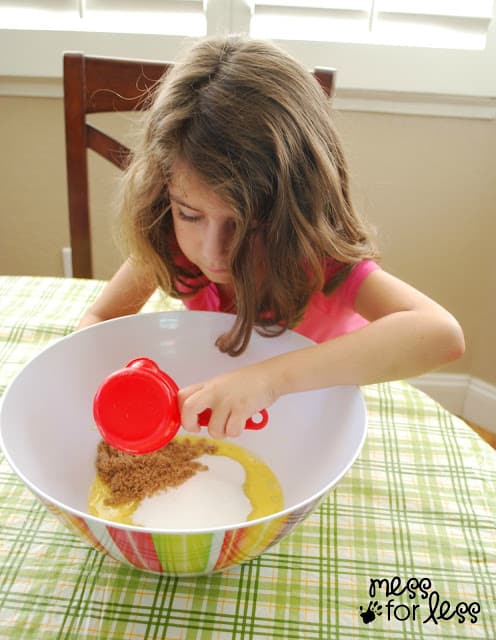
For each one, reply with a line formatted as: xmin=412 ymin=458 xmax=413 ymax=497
xmin=178 ymin=210 xmax=202 ymax=223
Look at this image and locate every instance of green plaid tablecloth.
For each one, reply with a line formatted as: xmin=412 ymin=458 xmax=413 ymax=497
xmin=0 ymin=275 xmax=495 ymax=639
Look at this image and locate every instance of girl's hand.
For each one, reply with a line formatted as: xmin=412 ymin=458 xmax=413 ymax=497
xmin=178 ymin=363 xmax=277 ymax=439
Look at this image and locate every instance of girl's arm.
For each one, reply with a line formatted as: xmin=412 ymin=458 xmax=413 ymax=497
xmin=270 ymin=269 xmax=464 ymax=392
xmin=178 ymin=269 xmax=465 ymax=438
xmin=77 ymin=258 xmax=156 ymax=328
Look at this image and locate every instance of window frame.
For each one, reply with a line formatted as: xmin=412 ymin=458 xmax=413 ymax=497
xmin=0 ymin=0 xmax=495 ymax=119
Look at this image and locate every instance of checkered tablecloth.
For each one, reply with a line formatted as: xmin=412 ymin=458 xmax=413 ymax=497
xmin=0 ymin=276 xmax=494 ymax=639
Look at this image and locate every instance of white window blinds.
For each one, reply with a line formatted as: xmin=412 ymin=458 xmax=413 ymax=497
xmin=1 ymin=0 xmax=495 ymax=102
xmin=373 ymin=0 xmax=495 ymax=48
xmin=0 ymin=0 xmax=206 ymax=35
xmin=251 ymin=0 xmax=495 ymax=49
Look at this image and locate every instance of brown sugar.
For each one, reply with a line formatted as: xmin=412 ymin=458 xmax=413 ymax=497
xmin=96 ymin=437 xmax=218 ymax=506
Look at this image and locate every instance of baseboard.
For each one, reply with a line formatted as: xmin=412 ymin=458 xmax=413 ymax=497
xmin=408 ymin=373 xmax=496 ymax=434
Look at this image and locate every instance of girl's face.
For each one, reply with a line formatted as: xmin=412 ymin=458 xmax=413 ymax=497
xmin=168 ymin=161 xmax=236 ymax=287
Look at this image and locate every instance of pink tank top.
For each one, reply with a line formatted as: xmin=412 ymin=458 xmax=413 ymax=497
xmin=180 ymin=260 xmax=379 ymax=343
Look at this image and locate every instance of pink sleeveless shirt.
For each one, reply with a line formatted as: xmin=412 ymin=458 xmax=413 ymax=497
xmin=180 ymin=260 xmax=379 ymax=343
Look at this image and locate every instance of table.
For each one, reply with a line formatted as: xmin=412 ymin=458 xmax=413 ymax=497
xmin=0 ymin=275 xmax=494 ymax=639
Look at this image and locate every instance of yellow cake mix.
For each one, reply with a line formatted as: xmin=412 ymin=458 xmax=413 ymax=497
xmin=88 ymin=435 xmax=283 ymax=528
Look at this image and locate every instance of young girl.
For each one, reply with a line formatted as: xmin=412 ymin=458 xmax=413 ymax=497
xmin=78 ymin=35 xmax=465 ymax=440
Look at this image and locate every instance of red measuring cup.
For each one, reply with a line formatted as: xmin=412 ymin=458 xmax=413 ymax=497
xmin=93 ymin=357 xmax=269 ymax=454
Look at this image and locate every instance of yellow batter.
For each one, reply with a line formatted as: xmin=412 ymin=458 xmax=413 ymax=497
xmin=88 ymin=435 xmax=283 ymax=526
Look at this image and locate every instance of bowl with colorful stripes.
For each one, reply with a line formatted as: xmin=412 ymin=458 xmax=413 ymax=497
xmin=0 ymin=311 xmax=367 ymax=575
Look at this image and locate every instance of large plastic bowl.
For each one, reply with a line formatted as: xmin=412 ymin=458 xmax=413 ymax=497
xmin=0 ymin=311 xmax=367 ymax=576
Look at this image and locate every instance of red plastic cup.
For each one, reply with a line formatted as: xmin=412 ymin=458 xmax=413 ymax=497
xmin=93 ymin=357 xmax=269 ymax=454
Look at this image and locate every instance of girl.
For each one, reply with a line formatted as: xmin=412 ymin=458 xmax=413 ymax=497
xmin=78 ymin=35 xmax=465 ymax=440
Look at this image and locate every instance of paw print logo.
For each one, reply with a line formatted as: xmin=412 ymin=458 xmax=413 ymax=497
xmin=360 ymin=601 xmax=383 ymax=624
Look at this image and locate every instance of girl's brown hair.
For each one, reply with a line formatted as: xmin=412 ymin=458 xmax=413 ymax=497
xmin=120 ymin=35 xmax=379 ymax=356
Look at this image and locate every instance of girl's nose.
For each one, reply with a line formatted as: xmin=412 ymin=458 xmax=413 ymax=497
xmin=204 ymin=219 xmax=234 ymax=261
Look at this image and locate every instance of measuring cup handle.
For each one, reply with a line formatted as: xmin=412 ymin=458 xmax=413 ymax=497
xmin=245 ymin=409 xmax=269 ymax=430
xmin=197 ymin=408 xmax=269 ymax=430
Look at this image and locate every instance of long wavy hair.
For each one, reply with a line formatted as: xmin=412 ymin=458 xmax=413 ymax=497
xmin=119 ymin=35 xmax=379 ymax=356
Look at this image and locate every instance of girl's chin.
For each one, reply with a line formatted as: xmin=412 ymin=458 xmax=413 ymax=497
xmin=204 ymin=270 xmax=232 ymax=284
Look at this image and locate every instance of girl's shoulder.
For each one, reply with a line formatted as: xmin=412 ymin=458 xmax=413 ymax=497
xmin=294 ymin=259 xmax=381 ymax=342
xmin=324 ymin=258 xmax=379 ymax=281
xmin=324 ymin=258 xmax=380 ymax=299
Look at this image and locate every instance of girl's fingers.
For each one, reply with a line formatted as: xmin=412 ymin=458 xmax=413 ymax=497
xmin=178 ymin=385 xmax=205 ymax=432
xmin=178 ymin=374 xmax=266 ymax=439
xmin=179 ymin=386 xmax=231 ymax=438
xmin=205 ymin=409 xmax=230 ymax=440
xmin=225 ymin=410 xmax=246 ymax=438
xmin=177 ymin=383 xmax=203 ymax=406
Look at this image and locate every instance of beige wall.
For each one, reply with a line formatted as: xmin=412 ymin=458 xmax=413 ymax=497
xmin=337 ymin=110 xmax=496 ymax=384
xmin=1 ymin=95 xmax=495 ymax=384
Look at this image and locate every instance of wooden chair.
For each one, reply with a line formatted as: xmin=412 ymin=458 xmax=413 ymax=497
xmin=63 ymin=53 xmax=336 ymax=279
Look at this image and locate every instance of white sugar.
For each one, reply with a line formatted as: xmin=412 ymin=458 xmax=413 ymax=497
xmin=132 ymin=454 xmax=251 ymax=529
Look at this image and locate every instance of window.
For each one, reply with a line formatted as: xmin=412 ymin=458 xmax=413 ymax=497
xmin=250 ymin=1 xmax=495 ymax=49
xmin=245 ymin=0 xmax=496 ymax=114
xmin=0 ymin=0 xmax=206 ymax=35
xmin=1 ymin=0 xmax=495 ymax=117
